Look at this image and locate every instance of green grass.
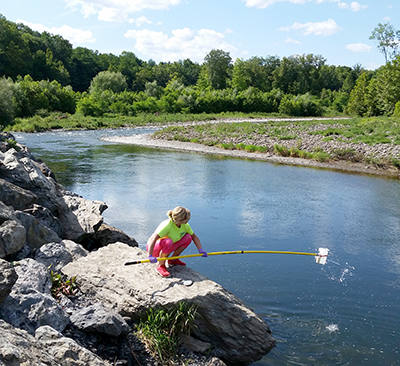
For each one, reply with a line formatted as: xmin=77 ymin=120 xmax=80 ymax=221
xmin=4 ymin=111 xmax=280 ymax=133
xmin=136 ymin=302 xmax=198 ymax=365
xmin=309 ymin=117 xmax=400 ymax=145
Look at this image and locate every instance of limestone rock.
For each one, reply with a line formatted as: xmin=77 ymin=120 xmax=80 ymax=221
xmin=24 ymin=203 xmax=63 ymax=237
xmin=0 ymin=147 xmax=108 ymax=244
xmin=0 ymin=148 xmax=56 ymax=194
xmin=69 ymin=303 xmax=131 ymax=336
xmin=61 ymin=191 xmax=108 ymax=242
xmin=62 ymin=239 xmax=89 ymax=261
xmin=0 ymin=201 xmax=27 ymax=258
xmin=0 ymin=178 xmax=38 ymax=210
xmin=0 ymin=320 xmax=111 ymax=366
xmin=0 ymin=259 xmax=69 ymax=335
xmin=0 ymin=259 xmax=18 ymax=303
xmin=62 ymin=243 xmax=276 ymax=365
xmin=35 ymin=241 xmax=73 ymax=273
xmin=16 ymin=211 xmax=61 ymax=251
xmin=0 ymin=219 xmax=26 ymax=258
xmin=85 ymin=222 xmax=138 ymax=250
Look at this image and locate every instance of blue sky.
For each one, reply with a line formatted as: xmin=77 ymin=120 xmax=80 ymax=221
xmin=2 ymin=0 xmax=398 ymax=69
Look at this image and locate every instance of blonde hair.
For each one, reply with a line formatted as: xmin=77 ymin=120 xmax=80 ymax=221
xmin=167 ymin=206 xmax=191 ymax=225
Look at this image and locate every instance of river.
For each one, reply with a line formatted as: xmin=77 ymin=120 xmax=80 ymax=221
xmin=15 ymin=128 xmax=400 ymax=366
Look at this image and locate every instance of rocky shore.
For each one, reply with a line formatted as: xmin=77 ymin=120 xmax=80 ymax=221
xmin=103 ymin=118 xmax=400 ymax=178
xmin=0 ymin=132 xmax=275 ymax=366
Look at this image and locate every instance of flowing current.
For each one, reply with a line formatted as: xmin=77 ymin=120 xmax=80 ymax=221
xmin=15 ymin=128 xmax=400 ymax=366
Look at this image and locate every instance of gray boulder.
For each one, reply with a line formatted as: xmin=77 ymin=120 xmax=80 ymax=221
xmin=0 ymin=178 xmax=38 ymax=210
xmin=0 ymin=147 xmax=108 ymax=244
xmin=35 ymin=241 xmax=73 ymax=273
xmin=70 ymin=303 xmax=131 ymax=337
xmin=62 ymin=239 xmax=89 ymax=261
xmin=62 ymin=243 xmax=276 ymax=365
xmin=0 ymin=201 xmax=26 ymax=258
xmin=86 ymin=222 xmax=138 ymax=250
xmin=0 ymin=219 xmax=26 ymax=259
xmin=0 ymin=259 xmax=18 ymax=303
xmin=0 ymin=148 xmax=56 ymax=194
xmin=0 ymin=320 xmax=111 ymax=366
xmin=0 ymin=258 xmax=69 ymax=335
xmin=24 ymin=203 xmax=64 ymax=237
xmin=16 ymin=210 xmax=61 ymax=251
xmin=60 ymin=191 xmax=108 ymax=242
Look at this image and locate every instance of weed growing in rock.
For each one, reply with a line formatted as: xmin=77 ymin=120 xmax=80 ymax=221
xmin=136 ymin=302 xmax=198 ymax=365
xmin=50 ymin=270 xmax=78 ymax=299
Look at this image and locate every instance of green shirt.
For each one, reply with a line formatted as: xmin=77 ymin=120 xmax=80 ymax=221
xmin=156 ymin=219 xmax=194 ymax=243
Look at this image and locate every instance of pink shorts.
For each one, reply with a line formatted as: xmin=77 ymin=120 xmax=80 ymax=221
xmin=147 ymin=233 xmax=192 ymax=256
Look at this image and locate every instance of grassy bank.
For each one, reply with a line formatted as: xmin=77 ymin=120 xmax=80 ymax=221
xmin=153 ymin=116 xmax=400 ymax=171
xmin=4 ymin=111 xmax=280 ymax=133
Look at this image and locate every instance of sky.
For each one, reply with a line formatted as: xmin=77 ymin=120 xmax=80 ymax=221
xmin=1 ymin=0 xmax=398 ymax=70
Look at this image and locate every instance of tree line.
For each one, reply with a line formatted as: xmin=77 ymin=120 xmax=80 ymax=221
xmin=1 ymin=14 xmax=400 ymax=127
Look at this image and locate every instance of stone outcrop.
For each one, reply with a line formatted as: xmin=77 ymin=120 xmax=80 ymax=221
xmin=0 ymin=132 xmax=275 ymax=366
xmin=0 ymin=258 xmax=69 ymax=335
xmin=0 ymin=135 xmax=110 ymax=257
xmin=69 ymin=303 xmax=131 ymax=337
xmin=0 ymin=320 xmax=111 ymax=366
xmin=0 ymin=259 xmax=17 ymax=303
xmin=62 ymin=243 xmax=276 ymax=365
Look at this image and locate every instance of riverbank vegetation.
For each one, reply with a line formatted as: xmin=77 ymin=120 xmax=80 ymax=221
xmin=1 ymin=15 xmax=400 ymax=172
xmin=153 ymin=117 xmax=400 ymax=170
xmin=1 ymin=14 xmax=400 ymax=131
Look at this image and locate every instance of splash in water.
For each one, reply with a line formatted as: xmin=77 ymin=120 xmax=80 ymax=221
xmin=326 ymin=324 xmax=339 ymax=332
xmin=339 ymin=263 xmax=355 ymax=283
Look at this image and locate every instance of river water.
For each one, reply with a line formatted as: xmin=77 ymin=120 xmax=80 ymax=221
xmin=15 ymin=128 xmax=400 ymax=366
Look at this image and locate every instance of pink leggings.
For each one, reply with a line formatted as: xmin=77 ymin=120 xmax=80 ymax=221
xmin=147 ymin=233 xmax=192 ymax=257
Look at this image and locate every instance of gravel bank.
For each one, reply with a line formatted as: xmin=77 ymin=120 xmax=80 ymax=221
xmin=102 ymin=118 xmax=400 ymax=179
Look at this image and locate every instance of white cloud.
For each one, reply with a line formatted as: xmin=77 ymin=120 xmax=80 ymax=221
xmin=345 ymin=43 xmax=372 ymax=52
xmin=242 ymin=0 xmax=367 ymax=11
xmin=124 ymin=28 xmax=237 ymax=62
xmin=16 ymin=19 xmax=96 ymax=45
xmin=64 ymin=0 xmax=181 ymax=21
xmin=129 ymin=16 xmax=153 ymax=27
xmin=98 ymin=7 xmax=127 ymax=22
xmin=335 ymin=1 xmax=367 ymax=11
xmin=279 ymin=19 xmax=341 ymax=36
xmin=285 ymin=37 xmax=302 ymax=44
xmin=243 ymin=0 xmax=305 ymax=8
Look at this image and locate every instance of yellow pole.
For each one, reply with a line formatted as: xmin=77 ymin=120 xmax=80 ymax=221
xmin=124 ymin=250 xmax=319 ymax=266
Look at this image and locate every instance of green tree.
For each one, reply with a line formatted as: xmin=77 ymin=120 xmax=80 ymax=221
xmin=231 ymin=56 xmax=280 ymax=92
xmin=347 ymin=72 xmax=370 ymax=116
xmin=370 ymin=23 xmax=400 ymax=63
xmin=113 ymin=51 xmax=143 ymax=90
xmin=374 ymin=56 xmax=400 ymax=115
xmin=145 ymin=80 xmax=163 ymax=98
xmin=204 ymin=49 xmax=232 ymax=90
xmin=272 ymin=56 xmax=300 ymax=94
xmin=89 ymin=70 xmax=128 ymax=94
xmin=0 ymin=15 xmax=31 ymax=79
xmin=0 ymin=77 xmax=16 ymax=126
xmin=69 ymin=47 xmax=105 ymax=92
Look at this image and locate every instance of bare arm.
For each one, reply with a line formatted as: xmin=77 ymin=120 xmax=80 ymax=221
xmin=191 ymin=233 xmax=203 ymax=251
xmin=147 ymin=232 xmax=160 ymax=256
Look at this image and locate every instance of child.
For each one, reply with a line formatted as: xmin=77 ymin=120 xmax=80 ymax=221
xmin=147 ymin=206 xmax=207 ymax=277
